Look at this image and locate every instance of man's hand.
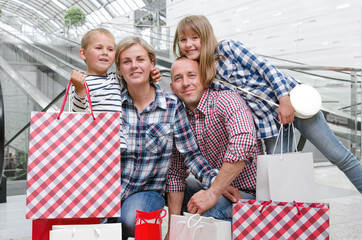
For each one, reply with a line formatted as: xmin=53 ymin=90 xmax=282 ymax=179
xmin=222 ymin=186 xmax=243 ymax=203
xmin=278 ymin=95 xmax=295 ymax=124
xmin=187 ymin=189 xmax=218 ymax=215
xmin=151 ymin=67 xmax=162 ymax=83
xmin=70 ymin=70 xmax=86 ymax=97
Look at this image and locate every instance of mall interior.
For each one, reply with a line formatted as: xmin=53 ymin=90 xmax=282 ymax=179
xmin=0 ymin=0 xmax=361 ymax=239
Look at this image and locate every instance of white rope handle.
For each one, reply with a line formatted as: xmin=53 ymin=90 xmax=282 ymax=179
xmin=187 ymin=214 xmax=203 ymax=228
xmin=272 ymin=123 xmax=299 ymax=156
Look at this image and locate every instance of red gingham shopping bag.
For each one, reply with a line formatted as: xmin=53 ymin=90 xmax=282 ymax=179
xmin=26 ymin=80 xmax=121 ymax=219
xmin=232 ymin=199 xmax=329 ymax=240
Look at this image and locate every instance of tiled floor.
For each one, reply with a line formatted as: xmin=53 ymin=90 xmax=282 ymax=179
xmin=0 ymin=165 xmax=361 ymax=240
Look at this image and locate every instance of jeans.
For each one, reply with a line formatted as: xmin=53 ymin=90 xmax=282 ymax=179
xmin=182 ymin=176 xmax=255 ymax=222
xmin=264 ymin=111 xmax=362 ymax=193
xmin=117 ymin=191 xmax=165 ymax=239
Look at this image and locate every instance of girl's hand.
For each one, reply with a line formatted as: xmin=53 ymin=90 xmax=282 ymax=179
xmin=278 ymin=95 xmax=295 ymax=124
xmin=71 ymin=70 xmax=86 ymax=97
xmin=151 ymin=67 xmax=162 ymax=83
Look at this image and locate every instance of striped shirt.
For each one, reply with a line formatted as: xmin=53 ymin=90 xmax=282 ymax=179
xmin=211 ymin=40 xmax=299 ymax=139
xmin=168 ymin=89 xmax=261 ymax=194
xmin=71 ymin=72 xmax=127 ymax=150
xmin=120 ymin=85 xmax=217 ymax=201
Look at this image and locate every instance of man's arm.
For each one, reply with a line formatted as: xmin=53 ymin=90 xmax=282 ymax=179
xmin=187 ymin=161 xmax=245 ymax=214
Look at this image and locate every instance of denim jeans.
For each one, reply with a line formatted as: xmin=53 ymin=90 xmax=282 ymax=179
xmin=264 ymin=111 xmax=362 ymax=193
xmin=117 ymin=191 xmax=165 ymax=239
xmin=182 ymin=176 xmax=255 ymax=222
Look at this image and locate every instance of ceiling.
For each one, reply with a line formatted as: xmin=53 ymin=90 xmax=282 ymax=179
xmin=0 ymin=0 xmax=149 ymax=33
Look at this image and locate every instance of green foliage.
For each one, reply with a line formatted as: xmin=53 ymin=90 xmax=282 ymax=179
xmin=64 ymin=6 xmax=85 ymax=27
xmin=0 ymin=8 xmax=2 ymax=17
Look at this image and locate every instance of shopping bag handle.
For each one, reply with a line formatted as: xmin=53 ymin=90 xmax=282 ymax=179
xmin=271 ymin=123 xmax=298 ymax=155
xmin=58 ymin=79 xmax=95 ymax=120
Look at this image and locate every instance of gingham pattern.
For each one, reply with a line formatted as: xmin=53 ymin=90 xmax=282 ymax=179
xmin=121 ymin=85 xmax=217 ymax=198
xmin=211 ymin=40 xmax=299 ymax=139
xmin=232 ymin=200 xmax=329 ymax=240
xmin=26 ymin=111 xmax=121 ymax=219
xmin=168 ymin=89 xmax=262 ymax=194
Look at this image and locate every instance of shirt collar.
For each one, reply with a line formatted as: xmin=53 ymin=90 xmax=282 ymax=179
xmin=186 ymin=88 xmax=210 ymax=116
xmin=121 ymin=83 xmax=168 ymax=110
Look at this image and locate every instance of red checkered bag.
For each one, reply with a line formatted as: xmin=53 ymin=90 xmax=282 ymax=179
xmin=232 ymin=199 xmax=329 ymax=240
xmin=26 ymin=80 xmax=121 ymax=219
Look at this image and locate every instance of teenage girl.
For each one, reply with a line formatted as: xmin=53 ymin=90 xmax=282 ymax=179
xmin=173 ymin=15 xmax=362 ymax=193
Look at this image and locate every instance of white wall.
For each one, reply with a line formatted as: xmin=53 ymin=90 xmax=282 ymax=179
xmin=166 ymin=0 xmax=361 ymax=68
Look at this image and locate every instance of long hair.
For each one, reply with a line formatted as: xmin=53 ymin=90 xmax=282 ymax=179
xmin=115 ymin=36 xmax=156 ymax=86
xmin=173 ymin=15 xmax=219 ymax=87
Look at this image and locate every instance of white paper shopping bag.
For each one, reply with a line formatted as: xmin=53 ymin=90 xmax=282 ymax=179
xmin=169 ymin=214 xmax=218 ymax=240
xmin=256 ymin=125 xmax=316 ymax=202
xmin=256 ymin=151 xmax=316 ymax=202
xmin=183 ymin=213 xmax=231 ymax=240
xmin=50 ymin=223 xmax=122 ymax=240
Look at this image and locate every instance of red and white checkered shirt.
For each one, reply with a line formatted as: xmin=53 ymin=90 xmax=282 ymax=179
xmin=167 ymin=89 xmax=262 ymax=194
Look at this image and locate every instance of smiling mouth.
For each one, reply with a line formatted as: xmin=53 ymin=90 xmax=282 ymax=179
xmin=131 ymin=72 xmax=142 ymax=76
xmin=183 ymin=89 xmax=194 ymax=94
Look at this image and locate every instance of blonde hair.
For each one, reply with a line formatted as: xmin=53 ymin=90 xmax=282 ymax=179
xmin=115 ymin=36 xmax=156 ymax=85
xmin=81 ymin=28 xmax=115 ymax=50
xmin=173 ymin=15 xmax=219 ymax=87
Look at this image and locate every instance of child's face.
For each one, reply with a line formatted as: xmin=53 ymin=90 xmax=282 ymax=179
xmin=178 ymin=31 xmax=201 ymax=60
xmin=117 ymin=43 xmax=154 ymax=87
xmin=80 ymin=33 xmax=115 ymax=75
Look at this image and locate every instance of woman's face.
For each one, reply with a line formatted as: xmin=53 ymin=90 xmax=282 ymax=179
xmin=178 ymin=31 xmax=201 ymax=60
xmin=117 ymin=43 xmax=154 ymax=86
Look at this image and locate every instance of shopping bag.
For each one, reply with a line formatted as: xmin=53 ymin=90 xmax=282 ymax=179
xmin=256 ymin=152 xmax=316 ymax=202
xmin=135 ymin=209 xmax=167 ymax=240
xmin=183 ymin=212 xmax=231 ymax=240
xmin=169 ymin=213 xmax=230 ymax=240
xmin=32 ymin=218 xmax=100 ymax=240
xmin=256 ymin=125 xmax=316 ymax=202
xmin=232 ymin=199 xmax=329 ymax=240
xmin=50 ymin=223 xmax=122 ymax=240
xmin=26 ymin=80 xmax=121 ymax=219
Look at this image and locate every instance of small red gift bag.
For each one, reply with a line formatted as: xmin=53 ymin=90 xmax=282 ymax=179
xmin=134 ymin=208 xmax=167 ymax=240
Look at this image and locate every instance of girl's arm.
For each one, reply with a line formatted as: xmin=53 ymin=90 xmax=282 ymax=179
xmin=221 ymin=40 xmax=295 ymax=123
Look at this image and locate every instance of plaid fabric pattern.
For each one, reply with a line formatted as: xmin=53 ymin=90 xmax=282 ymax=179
xmin=71 ymin=72 xmax=127 ymax=151
xmin=169 ymin=89 xmax=260 ymax=194
xmin=26 ymin=111 xmax=121 ymax=219
xmin=121 ymin=86 xmax=217 ymax=199
xmin=211 ymin=40 xmax=299 ymax=139
xmin=232 ymin=200 xmax=329 ymax=240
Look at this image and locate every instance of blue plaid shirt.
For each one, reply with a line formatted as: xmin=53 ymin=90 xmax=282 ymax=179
xmin=121 ymin=85 xmax=217 ymax=201
xmin=211 ymin=40 xmax=299 ymax=139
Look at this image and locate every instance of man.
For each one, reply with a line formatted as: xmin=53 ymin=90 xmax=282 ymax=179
xmin=166 ymin=57 xmax=262 ymax=221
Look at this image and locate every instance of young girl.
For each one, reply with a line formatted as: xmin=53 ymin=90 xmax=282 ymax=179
xmin=173 ymin=15 xmax=362 ymax=193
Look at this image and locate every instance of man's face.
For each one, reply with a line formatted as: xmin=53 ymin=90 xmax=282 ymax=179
xmin=170 ymin=58 xmax=206 ymax=110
